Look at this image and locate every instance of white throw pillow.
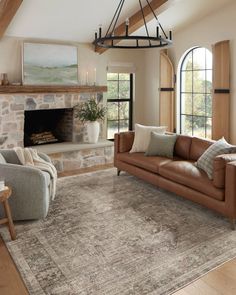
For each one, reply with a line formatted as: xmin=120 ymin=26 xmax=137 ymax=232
xmin=130 ymin=124 xmax=167 ymax=153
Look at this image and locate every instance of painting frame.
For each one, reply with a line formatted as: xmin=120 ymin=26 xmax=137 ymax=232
xmin=22 ymin=42 xmax=78 ymax=86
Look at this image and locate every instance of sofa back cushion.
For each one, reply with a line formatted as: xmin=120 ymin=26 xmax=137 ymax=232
xmin=174 ymin=135 xmax=192 ymax=160
xmin=117 ymin=131 xmax=135 ymax=153
xmin=189 ymin=137 xmax=213 ymax=161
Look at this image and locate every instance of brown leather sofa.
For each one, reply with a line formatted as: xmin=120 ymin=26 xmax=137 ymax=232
xmin=114 ymin=132 xmax=236 ymax=228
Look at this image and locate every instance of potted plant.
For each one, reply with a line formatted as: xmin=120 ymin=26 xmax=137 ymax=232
xmin=74 ymin=98 xmax=106 ymax=143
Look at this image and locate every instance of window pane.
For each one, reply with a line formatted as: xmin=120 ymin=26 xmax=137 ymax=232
xmin=193 ymin=94 xmax=205 ymax=116
xmin=107 ymin=73 xmax=118 ymax=80
xmin=119 ymin=73 xmax=130 ymax=80
xmin=119 ymin=81 xmax=130 ymax=99
xmin=181 ymin=115 xmax=192 ymax=136
xmin=206 ymin=118 xmax=212 ymax=139
xmin=107 ymin=81 xmax=118 ymax=99
xmin=182 ymin=51 xmax=192 ymax=70
xmin=193 ymin=116 xmax=205 ymax=138
xmin=119 ymin=102 xmax=129 ymax=120
xmin=206 ymin=94 xmax=212 ymax=117
xmin=181 ymin=93 xmax=192 ymax=115
xmin=119 ymin=120 xmax=129 ymax=132
xmin=181 ymin=71 xmax=192 ymax=92
xmin=107 ymin=102 xmax=118 ymax=120
xmin=206 ymin=70 xmax=212 ymax=93
xmin=193 ymin=70 xmax=205 ymax=93
xmin=206 ymin=49 xmax=212 ymax=69
xmin=193 ymin=48 xmax=206 ymax=70
xmin=107 ymin=120 xmax=119 ymax=139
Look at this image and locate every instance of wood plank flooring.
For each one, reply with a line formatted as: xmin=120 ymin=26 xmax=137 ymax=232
xmin=0 ymin=236 xmax=28 ymax=295
xmin=0 ymin=164 xmax=236 ymax=295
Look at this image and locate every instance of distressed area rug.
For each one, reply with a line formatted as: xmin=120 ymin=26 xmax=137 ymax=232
xmin=1 ymin=168 xmax=236 ymax=295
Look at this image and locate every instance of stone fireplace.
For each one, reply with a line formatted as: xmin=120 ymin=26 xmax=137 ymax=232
xmin=0 ymin=90 xmax=114 ymax=172
xmin=0 ymin=92 xmax=104 ymax=148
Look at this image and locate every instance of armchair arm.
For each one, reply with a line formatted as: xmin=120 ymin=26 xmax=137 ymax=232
xmin=0 ymin=150 xmax=21 ymax=164
xmin=114 ymin=131 xmax=135 ymax=154
xmin=225 ymin=160 xmax=236 ymax=219
xmin=0 ymin=163 xmax=50 ymax=220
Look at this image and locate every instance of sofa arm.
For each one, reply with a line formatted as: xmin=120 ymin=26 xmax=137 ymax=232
xmin=114 ymin=131 xmax=135 ymax=154
xmin=225 ymin=160 xmax=236 ymax=218
xmin=213 ymin=153 xmax=236 ymax=188
xmin=0 ymin=163 xmax=50 ymax=220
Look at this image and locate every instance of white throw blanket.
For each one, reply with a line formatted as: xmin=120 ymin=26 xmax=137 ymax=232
xmin=14 ymin=147 xmax=57 ymax=200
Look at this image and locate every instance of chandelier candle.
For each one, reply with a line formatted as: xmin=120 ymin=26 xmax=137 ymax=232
xmin=94 ymin=68 xmax=97 ymax=85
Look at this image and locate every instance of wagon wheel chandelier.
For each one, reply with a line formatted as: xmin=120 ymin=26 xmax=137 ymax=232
xmin=93 ymin=0 xmax=173 ymax=49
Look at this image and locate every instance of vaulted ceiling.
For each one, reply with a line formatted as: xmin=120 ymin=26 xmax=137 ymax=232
xmin=5 ymin=0 xmax=234 ymax=43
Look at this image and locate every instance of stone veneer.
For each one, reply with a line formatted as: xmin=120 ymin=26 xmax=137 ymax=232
xmin=37 ymin=143 xmax=114 ymax=172
xmin=0 ymin=92 xmax=114 ymax=172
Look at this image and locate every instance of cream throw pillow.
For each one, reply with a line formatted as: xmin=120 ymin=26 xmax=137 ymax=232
xmin=130 ymin=124 xmax=167 ymax=153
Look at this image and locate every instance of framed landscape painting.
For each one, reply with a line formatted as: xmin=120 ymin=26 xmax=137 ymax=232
xmin=22 ymin=42 xmax=78 ymax=85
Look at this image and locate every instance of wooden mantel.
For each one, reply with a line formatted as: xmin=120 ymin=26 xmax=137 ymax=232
xmin=0 ymin=85 xmax=107 ymax=94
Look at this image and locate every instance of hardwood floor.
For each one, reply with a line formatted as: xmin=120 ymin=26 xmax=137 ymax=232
xmin=0 ymin=236 xmax=28 ymax=295
xmin=0 ymin=164 xmax=236 ymax=295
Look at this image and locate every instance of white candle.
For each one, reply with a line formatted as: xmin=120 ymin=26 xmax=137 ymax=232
xmin=94 ymin=68 xmax=97 ymax=85
xmin=86 ymin=72 xmax=89 ymax=85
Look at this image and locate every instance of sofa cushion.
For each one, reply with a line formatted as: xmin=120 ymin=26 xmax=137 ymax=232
xmin=117 ymin=152 xmax=172 ymax=174
xmin=159 ymin=161 xmax=224 ymax=201
xmin=130 ymin=124 xmax=166 ymax=153
xmin=190 ymin=137 xmax=213 ymax=161
xmin=196 ymin=138 xmax=233 ymax=179
xmin=145 ymin=133 xmax=177 ymax=158
xmin=213 ymin=153 xmax=236 ymax=188
xmin=174 ymin=135 xmax=192 ymax=160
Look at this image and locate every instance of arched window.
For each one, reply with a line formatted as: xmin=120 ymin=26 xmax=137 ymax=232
xmin=180 ymin=47 xmax=213 ymax=138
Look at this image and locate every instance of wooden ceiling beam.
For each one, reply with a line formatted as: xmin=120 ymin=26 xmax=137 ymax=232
xmin=0 ymin=0 xmax=23 ymax=38
xmin=95 ymin=0 xmax=168 ymax=54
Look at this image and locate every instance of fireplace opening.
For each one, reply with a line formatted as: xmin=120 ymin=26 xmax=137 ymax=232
xmin=24 ymin=108 xmax=73 ymax=147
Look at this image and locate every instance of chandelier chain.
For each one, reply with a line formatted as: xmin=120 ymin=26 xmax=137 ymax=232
xmin=105 ymin=0 xmax=124 ymax=37
xmin=145 ymin=0 xmax=167 ymax=38
xmin=139 ymin=0 xmax=151 ymax=46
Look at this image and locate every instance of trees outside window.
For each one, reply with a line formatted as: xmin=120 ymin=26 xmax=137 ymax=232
xmin=106 ymin=73 xmax=133 ymax=140
xmin=180 ymin=47 xmax=213 ymax=138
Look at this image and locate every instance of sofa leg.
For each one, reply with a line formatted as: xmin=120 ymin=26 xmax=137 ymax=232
xmin=117 ymin=169 xmax=121 ymax=176
xmin=230 ymin=218 xmax=236 ymax=230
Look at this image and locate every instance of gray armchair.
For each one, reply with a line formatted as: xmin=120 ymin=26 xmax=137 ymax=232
xmin=0 ymin=150 xmax=54 ymax=221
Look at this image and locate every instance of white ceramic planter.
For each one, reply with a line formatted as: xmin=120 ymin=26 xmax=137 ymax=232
xmin=86 ymin=121 xmax=100 ymax=143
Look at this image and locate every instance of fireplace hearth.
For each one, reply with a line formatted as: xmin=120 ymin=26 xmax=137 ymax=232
xmin=24 ymin=109 xmax=73 ymax=147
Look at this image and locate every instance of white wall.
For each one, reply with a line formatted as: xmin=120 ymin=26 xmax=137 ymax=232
xmin=168 ymin=0 xmax=236 ymax=143
xmin=0 ymin=36 xmax=147 ymax=127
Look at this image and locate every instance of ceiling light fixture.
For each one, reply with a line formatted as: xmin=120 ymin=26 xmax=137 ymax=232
xmin=93 ymin=0 xmax=173 ymax=49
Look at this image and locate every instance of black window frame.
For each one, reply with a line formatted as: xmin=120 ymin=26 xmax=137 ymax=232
xmin=180 ymin=47 xmax=213 ymax=138
xmin=106 ymin=73 xmax=133 ymax=140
